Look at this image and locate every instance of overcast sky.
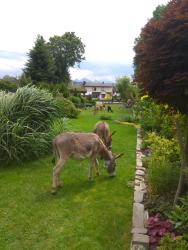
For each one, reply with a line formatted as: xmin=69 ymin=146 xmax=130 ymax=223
xmin=0 ymin=0 xmax=169 ymax=81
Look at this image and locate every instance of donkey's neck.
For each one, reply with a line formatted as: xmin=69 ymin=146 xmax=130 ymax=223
xmin=99 ymin=143 xmax=112 ymax=161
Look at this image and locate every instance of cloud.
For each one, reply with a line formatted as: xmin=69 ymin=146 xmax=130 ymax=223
xmin=70 ymin=68 xmax=116 ymax=82
xmin=0 ymin=50 xmax=133 ymax=81
xmin=0 ymin=51 xmax=26 ymax=77
xmin=0 ymin=0 xmax=170 ymax=64
xmin=70 ymin=61 xmax=134 ymax=82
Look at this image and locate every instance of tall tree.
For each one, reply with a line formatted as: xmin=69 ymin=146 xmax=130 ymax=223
xmin=134 ymin=0 xmax=188 ymax=203
xmin=115 ymin=76 xmax=135 ymax=102
xmin=48 ymin=32 xmax=85 ymax=83
xmin=24 ymin=35 xmax=55 ymax=83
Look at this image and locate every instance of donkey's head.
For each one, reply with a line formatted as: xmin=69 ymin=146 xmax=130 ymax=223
xmin=104 ymin=152 xmax=124 ymax=176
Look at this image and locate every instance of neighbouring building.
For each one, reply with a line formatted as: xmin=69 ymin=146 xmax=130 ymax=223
xmin=73 ymin=81 xmax=116 ymax=100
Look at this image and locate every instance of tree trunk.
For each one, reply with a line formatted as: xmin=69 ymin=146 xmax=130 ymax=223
xmin=174 ymin=115 xmax=188 ymax=205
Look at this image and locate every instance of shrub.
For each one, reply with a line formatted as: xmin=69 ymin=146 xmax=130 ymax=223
xmin=69 ymin=96 xmax=81 ymax=104
xmin=159 ymin=111 xmax=175 ymax=139
xmin=0 ymin=85 xmax=62 ymax=164
xmin=147 ymin=158 xmax=179 ymax=195
xmin=143 ymin=132 xmax=180 ymax=163
xmin=80 ymin=96 xmax=87 ymax=104
xmin=56 ymin=96 xmax=80 ymax=118
xmin=0 ymin=79 xmax=18 ymax=92
xmin=87 ymin=97 xmax=96 ymax=106
xmin=145 ymin=194 xmax=173 ymax=218
xmin=157 ymin=233 xmax=188 ymax=250
xmin=143 ymin=132 xmax=180 ymax=195
xmin=133 ymin=96 xmax=161 ymax=131
xmin=119 ymin=114 xmax=137 ymax=123
xmin=148 ymin=214 xmax=175 ymax=250
xmin=168 ymin=196 xmax=188 ymax=235
xmin=36 ymin=82 xmax=70 ymax=97
xmin=133 ymin=95 xmax=176 ymax=138
xmin=51 ymin=117 xmax=70 ymax=136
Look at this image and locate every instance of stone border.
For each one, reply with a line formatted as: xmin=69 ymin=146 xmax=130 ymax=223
xmin=130 ymin=128 xmax=149 ymax=250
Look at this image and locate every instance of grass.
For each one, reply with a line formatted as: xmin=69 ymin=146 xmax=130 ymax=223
xmin=0 ymin=104 xmax=136 ymax=250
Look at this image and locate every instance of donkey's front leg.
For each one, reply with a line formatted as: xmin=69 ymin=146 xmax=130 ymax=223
xmin=88 ymin=158 xmax=95 ymax=181
xmin=95 ymin=158 xmax=100 ymax=176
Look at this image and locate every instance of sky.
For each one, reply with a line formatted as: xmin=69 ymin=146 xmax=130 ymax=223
xmin=0 ymin=0 xmax=170 ymax=82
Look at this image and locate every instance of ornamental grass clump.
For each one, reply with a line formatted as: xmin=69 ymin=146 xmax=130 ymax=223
xmin=0 ymin=85 xmax=61 ymax=164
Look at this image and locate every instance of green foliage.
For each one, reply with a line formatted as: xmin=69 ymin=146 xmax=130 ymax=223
xmin=144 ymin=132 xmax=180 ymax=194
xmin=51 ymin=117 xmax=70 ymax=136
xmin=80 ymin=96 xmax=87 ymax=104
xmin=168 ymin=196 xmax=188 ymax=234
xmin=0 ymin=85 xmax=62 ymax=164
xmin=133 ymin=95 xmax=161 ymax=131
xmin=118 ymin=113 xmax=137 ymax=123
xmin=157 ymin=233 xmax=188 ymax=250
xmin=24 ymin=32 xmax=85 ymax=84
xmin=24 ymin=35 xmax=55 ymax=83
xmin=133 ymin=95 xmax=175 ymax=137
xmin=152 ymin=4 xmax=167 ymax=20
xmin=0 ymin=79 xmax=18 ymax=92
xmin=115 ymin=76 xmax=136 ymax=102
xmin=69 ymin=95 xmax=81 ymax=104
xmin=36 ymin=82 xmax=70 ymax=97
xmin=143 ymin=132 xmax=180 ymax=162
xmin=147 ymin=158 xmax=179 ymax=195
xmin=145 ymin=194 xmax=173 ymax=218
xmin=18 ymin=73 xmax=32 ymax=87
xmin=56 ymin=96 xmax=80 ymax=118
xmin=48 ymin=32 xmax=85 ymax=82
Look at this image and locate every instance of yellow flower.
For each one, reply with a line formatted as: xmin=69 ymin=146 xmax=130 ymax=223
xmin=140 ymin=95 xmax=149 ymax=101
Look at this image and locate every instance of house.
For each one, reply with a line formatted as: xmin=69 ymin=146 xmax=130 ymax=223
xmin=76 ymin=82 xmax=115 ymax=100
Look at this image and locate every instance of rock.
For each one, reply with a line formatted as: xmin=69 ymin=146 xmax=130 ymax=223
xmin=136 ymin=166 xmax=146 ymax=172
xmin=134 ymin=190 xmax=144 ymax=203
xmin=135 ymin=179 xmax=141 ymax=186
xmin=132 ymin=234 xmax=149 ymax=249
xmin=131 ymin=227 xmax=147 ymax=234
xmin=144 ymin=210 xmax=149 ymax=227
xmin=137 ymin=158 xmax=143 ymax=167
xmin=132 ymin=203 xmax=145 ymax=228
xmin=135 ymin=176 xmax=145 ymax=182
xmin=136 ymin=170 xmax=145 ymax=176
xmin=131 ymin=244 xmax=146 ymax=250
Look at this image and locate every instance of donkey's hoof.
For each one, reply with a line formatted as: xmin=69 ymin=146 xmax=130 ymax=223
xmin=96 ymin=172 xmax=100 ymax=177
xmin=51 ymin=188 xmax=58 ymax=194
xmin=57 ymin=183 xmax=63 ymax=189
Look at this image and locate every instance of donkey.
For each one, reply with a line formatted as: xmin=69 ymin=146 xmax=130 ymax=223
xmin=93 ymin=121 xmax=116 ymax=149
xmin=51 ymin=132 xmax=123 ymax=194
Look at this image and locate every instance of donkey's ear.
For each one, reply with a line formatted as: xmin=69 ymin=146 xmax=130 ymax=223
xmin=115 ymin=153 xmax=124 ymax=159
xmin=111 ymin=131 xmax=116 ymax=136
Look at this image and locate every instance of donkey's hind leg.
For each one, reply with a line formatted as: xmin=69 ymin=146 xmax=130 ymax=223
xmin=51 ymin=157 xmax=65 ymax=194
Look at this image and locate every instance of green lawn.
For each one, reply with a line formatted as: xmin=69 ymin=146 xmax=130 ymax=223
xmin=0 ymin=105 xmax=136 ymax=250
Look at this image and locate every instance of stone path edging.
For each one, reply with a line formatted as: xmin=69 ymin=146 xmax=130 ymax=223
xmin=130 ymin=128 xmax=149 ymax=250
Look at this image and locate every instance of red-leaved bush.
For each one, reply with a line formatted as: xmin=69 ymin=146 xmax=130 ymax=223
xmin=147 ymin=214 xmax=175 ymax=250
